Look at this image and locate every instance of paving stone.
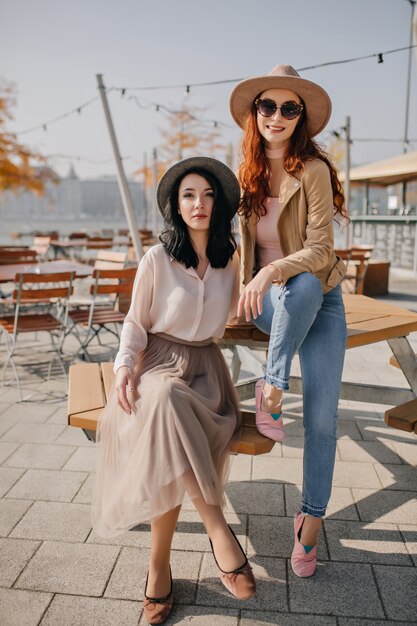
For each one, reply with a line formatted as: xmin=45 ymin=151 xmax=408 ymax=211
xmin=0 ymin=441 xmax=19 ymax=464
xmin=388 ymin=438 xmax=417 ymax=466
xmin=10 ymin=501 xmax=92 ymax=542
xmin=373 ymin=564 xmax=417 ymax=622
xmin=356 ymin=419 xmax=416 ymax=442
xmin=228 ymin=453 xmax=253 ymax=480
xmin=247 ymin=515 xmax=328 ymax=560
xmin=285 ymin=484 xmax=359 ymax=521
xmin=281 ymin=436 xmax=304 ymax=459
xmin=40 ymin=594 xmax=141 ymax=626
xmin=288 ymin=562 xmax=384 ymax=618
xmin=332 ymin=461 xmax=381 ymax=489
xmin=54 ymin=425 xmax=95 ymax=446
xmin=15 ymin=540 xmax=119 ymax=596
xmin=0 ymin=498 xmax=32 ymax=536
xmin=374 ymin=463 xmax=417 ymax=491
xmin=324 ymin=519 xmax=412 ymax=565
xmin=197 ymin=553 xmax=288 ymax=612
xmin=72 ymin=472 xmax=95 ymax=504
xmin=0 ymin=537 xmax=40 ymax=586
xmin=0 ymin=420 xmax=15 ymax=437
xmin=0 ymin=403 xmax=56 ymax=424
xmin=4 ymin=443 xmax=76 ymax=470
xmin=336 ymin=420 xmax=364 ymax=440
xmin=0 ymin=467 xmax=25 ymax=496
xmin=105 ymin=546 xmax=201 ymax=602
xmin=337 ymin=440 xmax=402 ymax=464
xmin=398 ymin=523 xmax=417 ymax=566
xmin=139 ymin=605 xmax=239 ymax=626
xmin=0 ymin=588 xmax=52 ymax=626
xmin=252 ymin=456 xmax=303 ymax=483
xmin=338 ymin=617 xmax=417 ymax=626
xmin=241 ymin=611 xmax=337 ymax=625
xmin=353 ymin=488 xmax=417 ymax=523
xmin=62 ymin=446 xmax=96 ymax=471
xmin=0 ymin=422 xmax=66 ymax=444
xmin=46 ymin=406 xmax=68 ymax=424
xmin=225 ymin=481 xmax=284 ymax=516
xmin=6 ymin=468 xmax=88 ymax=502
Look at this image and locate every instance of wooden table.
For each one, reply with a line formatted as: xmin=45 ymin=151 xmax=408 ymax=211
xmin=219 ymin=294 xmax=417 ymax=430
xmin=68 ymin=294 xmax=417 ymax=441
xmin=50 ymin=238 xmax=130 ymax=259
xmin=0 ymin=260 xmax=93 ymax=283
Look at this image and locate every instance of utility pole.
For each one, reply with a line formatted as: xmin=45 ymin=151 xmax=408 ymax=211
xmin=402 ymin=0 xmax=416 ymax=209
xmin=96 ymin=74 xmax=143 ymax=261
xmin=344 ymin=115 xmax=352 ymax=247
xmin=143 ymin=151 xmax=148 ymax=229
xmin=152 ymin=148 xmax=159 ymax=235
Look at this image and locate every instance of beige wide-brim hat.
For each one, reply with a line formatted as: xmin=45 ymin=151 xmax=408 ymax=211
xmin=229 ymin=64 xmax=332 ymax=137
xmin=157 ymin=156 xmax=240 ymax=219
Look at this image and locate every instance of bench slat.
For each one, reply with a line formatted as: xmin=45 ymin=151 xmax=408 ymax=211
xmin=67 ymin=363 xmax=104 ymax=417
xmin=384 ymin=398 xmax=417 ymax=433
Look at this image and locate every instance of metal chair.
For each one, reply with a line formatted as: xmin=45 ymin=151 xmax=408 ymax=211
xmin=66 ymin=266 xmax=136 ymax=361
xmin=0 ymin=271 xmax=74 ymax=401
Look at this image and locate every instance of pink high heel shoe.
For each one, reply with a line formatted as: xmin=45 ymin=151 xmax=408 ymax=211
xmin=291 ymin=512 xmax=317 ymax=577
xmin=255 ymin=379 xmax=285 ymax=442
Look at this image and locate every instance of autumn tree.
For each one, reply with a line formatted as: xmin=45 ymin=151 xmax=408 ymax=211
xmin=0 ymin=79 xmax=57 ymax=194
xmin=135 ymin=102 xmax=226 ymax=187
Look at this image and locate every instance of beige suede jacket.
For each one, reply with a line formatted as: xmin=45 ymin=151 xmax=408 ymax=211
xmin=239 ymin=158 xmax=347 ymax=294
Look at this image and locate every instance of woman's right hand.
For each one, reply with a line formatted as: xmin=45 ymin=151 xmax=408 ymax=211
xmin=115 ymin=366 xmax=136 ymax=414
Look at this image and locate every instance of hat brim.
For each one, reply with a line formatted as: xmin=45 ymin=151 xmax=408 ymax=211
xmin=229 ymin=75 xmax=331 ymax=137
xmin=157 ymin=157 xmax=240 ymax=219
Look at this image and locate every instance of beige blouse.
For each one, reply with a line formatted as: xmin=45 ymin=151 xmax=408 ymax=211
xmin=114 ymin=244 xmax=240 ymax=372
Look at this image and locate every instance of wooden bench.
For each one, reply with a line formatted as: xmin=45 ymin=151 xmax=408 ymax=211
xmin=67 ymin=362 xmax=275 ymax=455
xmin=68 ymin=294 xmax=417 ymax=439
xmin=384 ymin=398 xmax=417 ymax=433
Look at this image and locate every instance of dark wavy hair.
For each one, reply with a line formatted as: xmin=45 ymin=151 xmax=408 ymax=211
xmin=159 ymin=167 xmax=237 ymax=269
xmin=239 ymin=97 xmax=348 ymax=222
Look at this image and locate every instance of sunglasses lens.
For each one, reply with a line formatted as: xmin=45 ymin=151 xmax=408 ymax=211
xmin=281 ymin=102 xmax=301 ymax=120
xmin=256 ymin=99 xmax=276 ymax=117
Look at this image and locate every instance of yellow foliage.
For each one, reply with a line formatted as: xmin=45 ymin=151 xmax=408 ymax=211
xmin=0 ymin=79 xmax=58 ymax=194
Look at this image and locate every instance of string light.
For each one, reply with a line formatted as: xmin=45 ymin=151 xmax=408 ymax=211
xmin=13 ymin=43 xmax=417 ymax=138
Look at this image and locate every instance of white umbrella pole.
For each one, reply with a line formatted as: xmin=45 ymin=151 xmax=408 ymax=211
xmin=96 ymin=74 xmax=143 ymax=261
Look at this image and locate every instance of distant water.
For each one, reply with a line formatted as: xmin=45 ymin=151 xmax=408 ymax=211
xmin=1 ymin=218 xmax=348 ymax=248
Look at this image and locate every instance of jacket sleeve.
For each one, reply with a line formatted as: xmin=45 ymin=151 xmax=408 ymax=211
xmin=113 ymin=252 xmax=154 ymax=372
xmin=270 ymin=160 xmax=335 ymax=284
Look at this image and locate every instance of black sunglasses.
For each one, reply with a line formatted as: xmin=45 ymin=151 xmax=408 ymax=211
xmin=255 ymin=98 xmax=304 ymax=120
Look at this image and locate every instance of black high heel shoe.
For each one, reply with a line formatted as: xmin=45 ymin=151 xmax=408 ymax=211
xmin=209 ymin=525 xmax=256 ymax=600
xmin=143 ymin=565 xmax=173 ymax=625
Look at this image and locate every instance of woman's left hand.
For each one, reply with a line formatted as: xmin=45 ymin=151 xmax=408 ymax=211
xmin=237 ymin=264 xmax=281 ymax=322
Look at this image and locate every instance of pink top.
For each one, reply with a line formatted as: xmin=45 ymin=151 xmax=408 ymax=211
xmin=256 ymin=197 xmax=284 ymax=268
xmin=114 ymin=244 xmax=240 ymax=372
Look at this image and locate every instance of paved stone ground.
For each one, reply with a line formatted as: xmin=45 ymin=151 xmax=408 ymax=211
xmin=0 ymin=273 xmax=416 ymax=625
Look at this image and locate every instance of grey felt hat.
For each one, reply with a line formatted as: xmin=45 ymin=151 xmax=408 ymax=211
xmin=229 ymin=64 xmax=332 ymax=137
xmin=157 ymin=156 xmax=240 ymax=218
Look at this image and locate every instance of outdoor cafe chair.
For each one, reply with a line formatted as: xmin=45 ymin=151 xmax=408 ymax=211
xmin=66 ymin=266 xmax=136 ymax=361
xmin=0 ymin=248 xmax=38 ymax=265
xmin=0 ymin=271 xmax=74 ymax=401
xmin=335 ymin=245 xmax=373 ymax=295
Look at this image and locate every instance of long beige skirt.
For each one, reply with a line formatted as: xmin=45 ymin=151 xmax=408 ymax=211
xmin=91 ymin=333 xmax=242 ymax=537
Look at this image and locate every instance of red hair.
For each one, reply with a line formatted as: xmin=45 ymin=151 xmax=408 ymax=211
xmin=238 ymin=102 xmax=348 ymax=222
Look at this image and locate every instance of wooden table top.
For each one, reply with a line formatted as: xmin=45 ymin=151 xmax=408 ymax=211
xmin=0 ymin=260 xmax=93 ymax=283
xmin=223 ymin=294 xmax=417 ymax=350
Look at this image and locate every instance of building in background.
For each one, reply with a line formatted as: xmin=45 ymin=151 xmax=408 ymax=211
xmin=0 ymin=165 xmax=145 ymax=226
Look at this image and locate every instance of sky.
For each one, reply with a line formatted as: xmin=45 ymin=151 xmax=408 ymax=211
xmin=2 ymin=0 xmax=417 ymax=180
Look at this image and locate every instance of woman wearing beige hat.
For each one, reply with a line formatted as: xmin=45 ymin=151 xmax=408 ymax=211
xmin=230 ymin=65 xmax=348 ymax=577
xmin=92 ymin=157 xmax=255 ymax=624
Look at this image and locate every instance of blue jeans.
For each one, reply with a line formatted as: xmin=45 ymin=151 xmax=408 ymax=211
xmin=253 ymin=272 xmax=347 ymax=518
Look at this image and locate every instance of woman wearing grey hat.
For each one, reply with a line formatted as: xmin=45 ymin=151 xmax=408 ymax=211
xmin=230 ymin=65 xmax=348 ymax=578
xmin=92 ymin=157 xmax=256 ymax=624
